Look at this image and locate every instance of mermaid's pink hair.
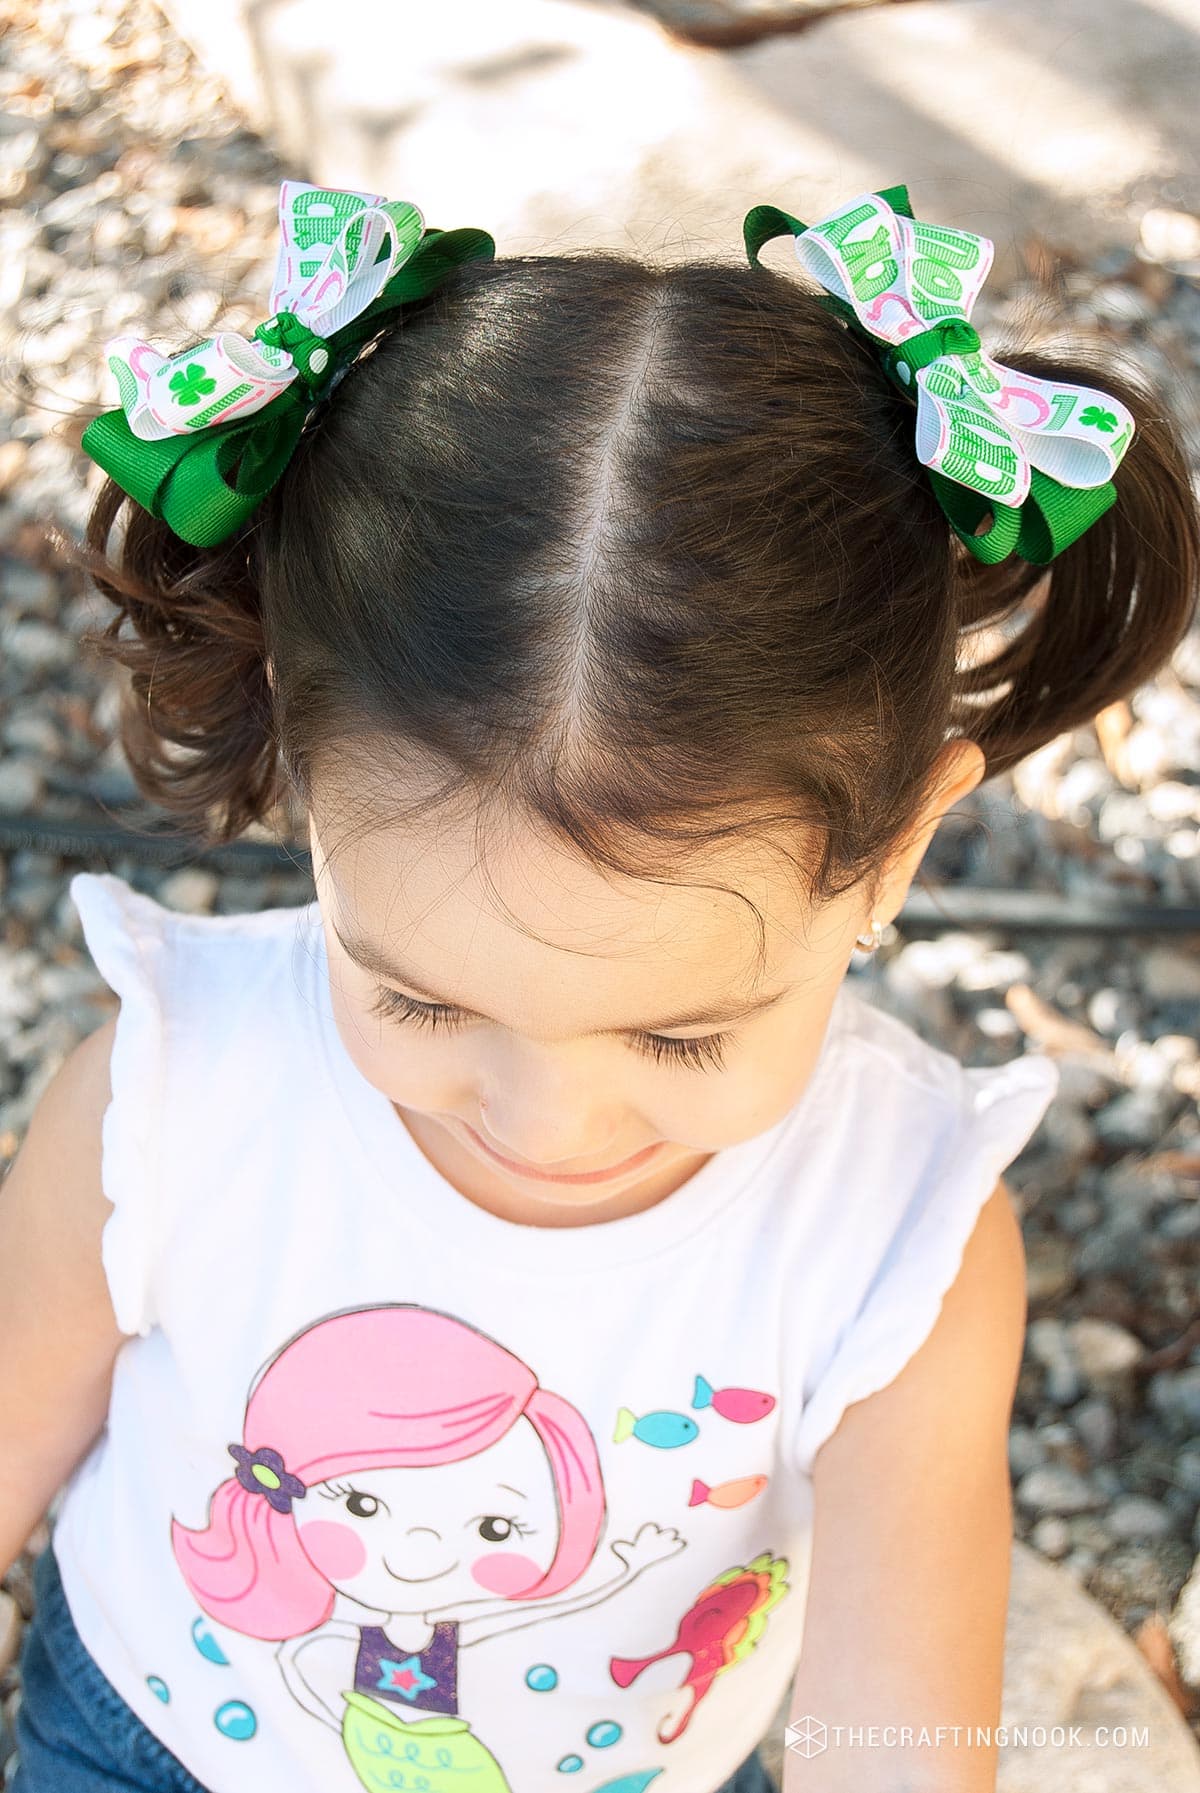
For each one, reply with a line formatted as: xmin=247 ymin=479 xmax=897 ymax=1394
xmin=171 ymin=1305 xmax=605 ymax=1639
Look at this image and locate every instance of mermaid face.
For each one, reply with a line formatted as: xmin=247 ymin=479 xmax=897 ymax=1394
xmin=293 ymin=1416 xmax=560 ymax=1615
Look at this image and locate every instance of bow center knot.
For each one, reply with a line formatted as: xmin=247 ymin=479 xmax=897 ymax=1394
xmin=892 ymin=317 xmax=982 ymax=380
xmin=252 ymin=310 xmax=335 ymax=391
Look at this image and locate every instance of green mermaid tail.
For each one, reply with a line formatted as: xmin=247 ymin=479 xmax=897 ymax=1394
xmin=341 ymin=1692 xmax=513 ymax=1793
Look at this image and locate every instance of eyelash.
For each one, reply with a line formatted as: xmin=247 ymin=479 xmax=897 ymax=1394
xmin=366 ymin=986 xmax=731 ymax=1073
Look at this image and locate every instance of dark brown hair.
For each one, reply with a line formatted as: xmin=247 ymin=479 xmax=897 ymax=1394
xmin=64 ymin=249 xmax=1200 ymax=922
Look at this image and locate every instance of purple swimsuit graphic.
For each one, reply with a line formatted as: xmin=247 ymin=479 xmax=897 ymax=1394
xmin=170 ymin=1305 xmax=686 ymax=1791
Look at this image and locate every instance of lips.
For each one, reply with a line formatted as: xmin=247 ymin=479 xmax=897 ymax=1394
xmin=462 ymin=1123 xmax=663 ymax=1185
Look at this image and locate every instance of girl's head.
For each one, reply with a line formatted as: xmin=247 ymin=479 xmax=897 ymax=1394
xmin=171 ymin=1305 xmax=605 ymax=1639
xmin=73 ymin=247 xmax=1199 ymax=1204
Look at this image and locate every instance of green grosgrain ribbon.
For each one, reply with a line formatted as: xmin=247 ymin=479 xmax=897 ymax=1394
xmin=80 ymin=180 xmax=496 ymax=547
xmin=743 ymin=185 xmax=1135 ymax=564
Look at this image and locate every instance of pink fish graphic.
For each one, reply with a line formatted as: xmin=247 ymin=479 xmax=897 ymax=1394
xmin=688 ymin=1475 xmax=768 ymax=1510
xmin=692 ymin=1375 xmax=775 ymax=1424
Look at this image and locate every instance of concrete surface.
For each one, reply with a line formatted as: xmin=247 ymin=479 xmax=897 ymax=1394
xmin=157 ymin=0 xmax=1200 ymax=280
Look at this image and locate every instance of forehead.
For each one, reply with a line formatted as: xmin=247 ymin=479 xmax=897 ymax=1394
xmin=308 ymin=775 xmax=816 ymax=995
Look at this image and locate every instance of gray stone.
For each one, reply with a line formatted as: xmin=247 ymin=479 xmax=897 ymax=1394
xmin=0 ymin=759 xmax=44 ymax=813
xmin=1068 ymin=1319 xmax=1144 ymax=1385
xmin=1061 ymin=1547 xmax=1101 ymax=1582
xmin=1071 ymin=1398 xmax=1118 ymax=1462
xmin=1068 ymin=1515 xmax=1117 ymax=1554
xmin=1106 ymin=1496 xmax=1175 ymax=1542
xmin=1159 ymin=1205 xmax=1200 ymax=1242
xmin=0 ymin=1590 xmax=20 ymax=1679
xmin=1175 ymin=1449 xmax=1200 ymax=1499
xmin=1142 ymin=948 xmax=1200 ymax=1004
xmin=0 ymin=563 xmax=56 ymax=616
xmin=158 ymin=868 xmax=219 ymax=914
xmin=0 ymin=618 xmax=74 ymax=674
xmin=1088 ymin=988 xmax=1141 ymax=1037
xmin=1149 ymin=1368 xmax=1200 ymax=1433
xmin=1042 ymin=1101 xmax=1097 ymax=1170
xmin=1027 ymin=1319 xmax=1084 ymax=1406
xmin=1016 ymin=1464 xmax=1106 ymax=1515
xmin=1010 ymin=1424 xmax=1049 ymax=1478
xmin=2 ymin=709 xmax=61 ymax=757
xmin=1031 ymin=1515 xmax=1072 ymax=1559
xmin=1094 ymin=1090 xmax=1173 ymax=1151
xmin=1057 ymin=1194 xmax=1103 ymax=1235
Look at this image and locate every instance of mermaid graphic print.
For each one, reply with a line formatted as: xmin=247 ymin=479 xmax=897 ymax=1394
xmin=170 ymin=1304 xmax=687 ymax=1792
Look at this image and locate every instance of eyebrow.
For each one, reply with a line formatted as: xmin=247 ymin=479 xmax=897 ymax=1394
xmin=331 ymin=919 xmax=790 ymax=1033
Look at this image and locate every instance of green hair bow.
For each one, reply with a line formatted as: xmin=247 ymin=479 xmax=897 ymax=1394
xmin=743 ymin=185 xmax=1134 ymax=564
xmin=80 ymin=179 xmax=495 ymax=548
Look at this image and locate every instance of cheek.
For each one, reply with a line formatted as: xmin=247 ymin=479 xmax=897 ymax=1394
xmin=471 ymin=1552 xmax=543 ymax=1596
xmin=298 ymin=1520 xmax=369 ymax=1582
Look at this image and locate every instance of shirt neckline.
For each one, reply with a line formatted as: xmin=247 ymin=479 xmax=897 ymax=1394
xmin=293 ymin=901 xmax=849 ymax=1273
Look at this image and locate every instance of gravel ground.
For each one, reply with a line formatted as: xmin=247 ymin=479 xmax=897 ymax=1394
xmin=2 ymin=0 xmax=1200 ymax=1769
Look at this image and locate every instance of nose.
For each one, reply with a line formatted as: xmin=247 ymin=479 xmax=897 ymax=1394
xmin=476 ymin=1050 xmax=623 ymax=1169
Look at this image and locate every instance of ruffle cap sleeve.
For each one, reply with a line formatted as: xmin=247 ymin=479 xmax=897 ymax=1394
xmin=789 ymin=1045 xmax=1059 ymax=1480
xmin=68 ymin=871 xmax=170 ymax=1340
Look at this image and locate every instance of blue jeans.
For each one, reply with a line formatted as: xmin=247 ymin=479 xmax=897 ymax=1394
xmin=12 ymin=1543 xmax=778 ymax=1792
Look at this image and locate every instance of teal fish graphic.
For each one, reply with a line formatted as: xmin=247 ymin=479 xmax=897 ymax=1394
xmin=613 ymin=1407 xmax=698 ymax=1449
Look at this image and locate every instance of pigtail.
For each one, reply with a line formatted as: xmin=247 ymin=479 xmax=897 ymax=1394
xmin=949 ymin=349 xmax=1199 ymax=777
xmin=58 ymin=475 xmax=283 ymax=843
xmin=171 ymin=1479 xmax=334 ymax=1641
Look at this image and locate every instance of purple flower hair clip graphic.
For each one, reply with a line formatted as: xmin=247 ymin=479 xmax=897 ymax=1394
xmin=228 ymin=1444 xmax=307 ymax=1515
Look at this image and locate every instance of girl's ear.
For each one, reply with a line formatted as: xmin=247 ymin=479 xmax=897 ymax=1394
xmin=265 ymin=655 xmax=276 ymax=693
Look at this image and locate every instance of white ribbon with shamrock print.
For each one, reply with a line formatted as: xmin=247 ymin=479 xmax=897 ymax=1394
xmin=101 ymin=180 xmax=426 ymax=443
xmin=792 ymin=192 xmax=1134 ymax=508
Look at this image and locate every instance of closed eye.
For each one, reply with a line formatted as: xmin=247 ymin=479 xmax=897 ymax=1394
xmin=366 ymin=987 xmax=731 ymax=1073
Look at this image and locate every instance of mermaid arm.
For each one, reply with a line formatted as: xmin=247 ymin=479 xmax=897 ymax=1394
xmin=454 ymin=1521 xmax=686 ymax=1645
xmin=276 ymin=1619 xmax=361 ymax=1730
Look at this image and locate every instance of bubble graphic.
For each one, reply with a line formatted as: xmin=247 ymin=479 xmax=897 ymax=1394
xmin=146 ymin=1676 xmax=170 ymax=1703
xmin=525 ymin=1663 xmax=559 ymax=1692
xmin=586 ymin=1720 xmax=623 ymax=1748
xmin=214 ymin=1699 xmax=257 ymax=1741
xmin=556 ymin=1754 xmax=584 ymax=1773
xmin=191 ymin=1617 xmax=230 ymax=1665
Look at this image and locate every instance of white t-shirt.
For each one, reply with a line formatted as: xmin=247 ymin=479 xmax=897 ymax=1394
xmin=52 ymin=871 xmax=1058 ymax=1793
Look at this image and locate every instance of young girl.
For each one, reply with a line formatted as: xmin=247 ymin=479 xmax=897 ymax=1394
xmin=1 ymin=179 xmax=1196 ymax=1793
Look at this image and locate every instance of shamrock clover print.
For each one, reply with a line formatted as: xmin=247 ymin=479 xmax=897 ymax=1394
xmin=1079 ymin=405 xmax=1118 ymax=432
xmin=169 ymin=362 xmax=217 ymax=407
